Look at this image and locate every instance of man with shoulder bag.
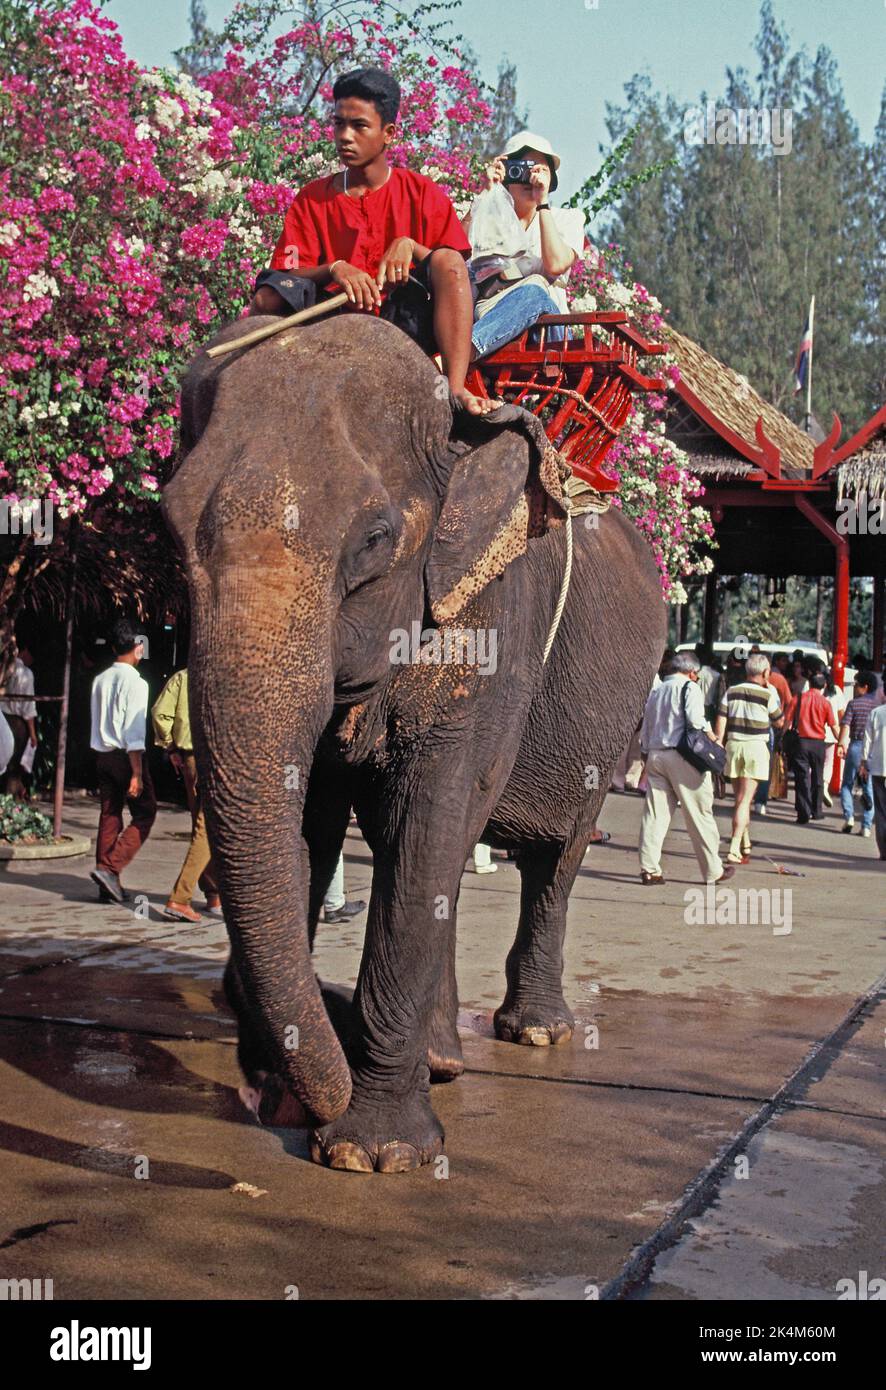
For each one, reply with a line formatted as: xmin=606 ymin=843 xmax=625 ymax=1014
xmin=638 ymin=652 xmax=732 ymax=886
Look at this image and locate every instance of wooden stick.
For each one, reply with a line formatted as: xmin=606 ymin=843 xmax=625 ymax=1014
xmin=205 ymin=292 xmax=350 ymax=359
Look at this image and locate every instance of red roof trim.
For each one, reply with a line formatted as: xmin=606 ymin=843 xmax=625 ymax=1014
xmin=671 ymin=376 xmax=769 ymax=468
xmin=830 ymin=403 xmax=886 ymax=466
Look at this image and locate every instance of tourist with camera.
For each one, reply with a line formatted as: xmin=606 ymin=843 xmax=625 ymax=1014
xmin=465 ymin=131 xmax=586 ymax=360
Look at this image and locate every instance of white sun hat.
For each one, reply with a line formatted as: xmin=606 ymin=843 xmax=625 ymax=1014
xmin=503 ymin=130 xmax=561 ymax=191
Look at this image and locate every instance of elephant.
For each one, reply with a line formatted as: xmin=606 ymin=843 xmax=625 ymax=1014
xmin=163 ymin=311 xmax=666 ymax=1174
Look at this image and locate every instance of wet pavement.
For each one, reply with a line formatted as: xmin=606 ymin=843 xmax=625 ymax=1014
xmin=0 ymin=790 xmax=883 ymax=1300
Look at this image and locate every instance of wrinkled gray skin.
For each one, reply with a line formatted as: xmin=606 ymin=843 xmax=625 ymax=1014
xmin=163 ymin=314 xmax=666 ymax=1174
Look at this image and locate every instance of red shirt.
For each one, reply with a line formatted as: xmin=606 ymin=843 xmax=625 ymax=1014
xmin=270 ymin=168 xmax=470 ymax=293
xmin=784 ymin=690 xmax=836 ymax=740
xmin=767 ymin=670 xmax=791 ymax=711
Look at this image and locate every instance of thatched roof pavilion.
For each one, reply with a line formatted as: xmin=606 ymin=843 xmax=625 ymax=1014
xmin=661 ymin=325 xmax=815 ymax=482
xmin=658 ymin=324 xmax=885 ymax=679
xmin=831 ymin=404 xmax=886 ymax=504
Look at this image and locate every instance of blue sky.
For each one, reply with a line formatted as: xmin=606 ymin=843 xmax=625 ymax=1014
xmin=106 ymin=0 xmax=885 ymax=200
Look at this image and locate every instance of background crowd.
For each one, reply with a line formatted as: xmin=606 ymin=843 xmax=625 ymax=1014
xmin=619 ymin=643 xmax=886 ymax=885
xmin=2 ymin=621 xmax=884 ymax=909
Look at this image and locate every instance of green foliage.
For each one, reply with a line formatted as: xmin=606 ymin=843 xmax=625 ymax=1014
xmin=599 ymin=1 xmax=884 ymax=436
xmin=0 ymin=793 xmax=53 ymax=842
xmin=681 ymin=575 xmax=875 ymax=658
xmin=456 ymin=47 xmax=528 ymax=160
xmin=564 ymin=124 xmax=678 ymax=224
xmin=729 ymin=593 xmax=798 ymax=645
xmin=174 ymin=0 xmax=226 ymax=77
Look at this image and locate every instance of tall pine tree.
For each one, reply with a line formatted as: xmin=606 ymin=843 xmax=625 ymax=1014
xmin=601 ymin=1 xmax=882 ymax=434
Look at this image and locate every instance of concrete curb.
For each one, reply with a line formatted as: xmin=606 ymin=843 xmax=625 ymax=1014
xmin=0 ymin=833 xmax=92 ymax=861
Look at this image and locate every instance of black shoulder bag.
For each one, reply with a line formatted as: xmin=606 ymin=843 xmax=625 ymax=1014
xmin=677 ymin=680 xmax=727 ymax=776
xmin=782 ymin=692 xmax=803 ymax=761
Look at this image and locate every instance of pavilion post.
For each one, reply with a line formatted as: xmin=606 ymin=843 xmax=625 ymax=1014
xmin=794 ymin=495 xmax=849 ymax=796
xmin=827 ymin=549 xmax=850 ymax=797
xmin=873 ymin=570 xmax=884 ymax=671
xmin=831 ymin=547 xmax=849 ymax=692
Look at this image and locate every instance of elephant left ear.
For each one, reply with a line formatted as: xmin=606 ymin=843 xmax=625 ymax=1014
xmin=425 ymin=428 xmax=534 ymax=625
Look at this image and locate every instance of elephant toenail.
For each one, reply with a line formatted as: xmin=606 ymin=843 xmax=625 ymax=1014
xmin=376 ymin=1142 xmax=421 ymax=1174
xmin=520 ymin=1026 xmax=552 ymax=1046
xmin=315 ymin=1139 xmax=374 ymax=1172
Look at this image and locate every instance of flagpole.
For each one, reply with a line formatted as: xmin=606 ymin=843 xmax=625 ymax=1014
xmin=805 ymin=295 xmax=815 ymax=432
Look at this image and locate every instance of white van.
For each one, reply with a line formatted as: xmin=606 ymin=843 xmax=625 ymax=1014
xmin=677 ymin=638 xmax=856 ymax=688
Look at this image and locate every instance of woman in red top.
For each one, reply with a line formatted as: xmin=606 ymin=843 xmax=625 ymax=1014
xmin=783 ymin=670 xmax=840 ymax=823
xmin=250 ymin=67 xmax=499 ymax=416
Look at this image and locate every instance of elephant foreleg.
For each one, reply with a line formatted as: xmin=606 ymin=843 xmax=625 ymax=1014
xmin=494 ymin=830 xmax=589 ymax=1047
xmin=309 ymin=853 xmax=452 ymax=1172
xmin=354 ymin=773 xmax=465 ymax=1086
xmin=310 ymin=746 xmax=498 ymax=1174
xmin=427 ymin=910 xmax=464 ymax=1082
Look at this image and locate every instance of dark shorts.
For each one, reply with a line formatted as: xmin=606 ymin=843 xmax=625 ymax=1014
xmin=254 ymin=250 xmax=460 ymax=357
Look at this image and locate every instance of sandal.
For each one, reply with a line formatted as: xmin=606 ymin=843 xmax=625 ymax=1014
xmin=640 ymin=871 xmax=665 ymax=885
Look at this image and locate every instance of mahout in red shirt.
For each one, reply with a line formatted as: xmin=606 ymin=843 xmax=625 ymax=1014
xmin=270 ymin=167 xmax=470 ymax=297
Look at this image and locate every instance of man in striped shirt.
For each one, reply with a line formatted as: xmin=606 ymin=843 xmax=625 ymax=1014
xmin=714 ymin=653 xmax=783 ymax=864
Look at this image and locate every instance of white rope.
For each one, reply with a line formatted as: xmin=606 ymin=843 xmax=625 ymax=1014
xmin=542 ymin=501 xmax=573 ymax=664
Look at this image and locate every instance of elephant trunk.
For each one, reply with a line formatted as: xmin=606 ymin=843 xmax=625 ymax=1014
xmin=191 ymin=584 xmax=351 ymax=1126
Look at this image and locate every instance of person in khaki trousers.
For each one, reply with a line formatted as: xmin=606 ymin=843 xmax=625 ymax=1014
xmin=151 ymin=668 xmax=221 ymax=922
xmin=638 ymin=651 xmax=733 ymax=886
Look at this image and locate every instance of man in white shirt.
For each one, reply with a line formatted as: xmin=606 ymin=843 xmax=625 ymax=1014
xmin=0 ymin=642 xmax=38 ymax=799
xmin=638 ymin=652 xmax=732 ymax=885
xmin=89 ymin=620 xmax=156 ymax=903
xmin=861 ymin=702 xmax=886 ymax=861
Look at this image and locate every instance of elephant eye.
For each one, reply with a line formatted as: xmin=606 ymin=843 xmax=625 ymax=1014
xmin=364 ymin=522 xmax=391 ymax=551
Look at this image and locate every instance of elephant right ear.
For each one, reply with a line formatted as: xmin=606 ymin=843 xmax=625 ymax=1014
xmin=425 ymin=429 xmax=535 ymax=625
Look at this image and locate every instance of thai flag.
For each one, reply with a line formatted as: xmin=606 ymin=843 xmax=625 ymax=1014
xmin=794 ymin=306 xmax=813 ymax=394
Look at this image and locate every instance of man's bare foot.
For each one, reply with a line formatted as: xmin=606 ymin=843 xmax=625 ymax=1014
xmin=451 ymin=385 xmax=502 ymax=416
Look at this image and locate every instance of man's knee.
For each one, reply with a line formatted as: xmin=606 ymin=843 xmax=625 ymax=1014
xmin=427 ymin=247 xmax=469 ymax=282
xmin=251 ymin=271 xmax=317 ymax=317
xmin=516 ymin=282 xmax=558 ymax=309
xmin=250 ymin=285 xmax=288 ymax=316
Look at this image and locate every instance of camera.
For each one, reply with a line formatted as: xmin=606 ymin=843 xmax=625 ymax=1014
xmin=504 ymin=158 xmax=535 ymax=186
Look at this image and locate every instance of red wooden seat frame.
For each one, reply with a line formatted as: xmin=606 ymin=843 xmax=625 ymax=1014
xmin=466 ymin=311 xmax=667 ymax=491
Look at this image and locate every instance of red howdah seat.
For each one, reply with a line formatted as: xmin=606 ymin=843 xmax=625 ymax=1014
xmin=466 ymin=311 xmax=667 ymax=491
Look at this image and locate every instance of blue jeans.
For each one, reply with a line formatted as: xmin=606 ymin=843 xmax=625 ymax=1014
xmin=840 ymin=738 xmax=874 ymax=827
xmin=472 ymin=282 xmax=562 ymax=359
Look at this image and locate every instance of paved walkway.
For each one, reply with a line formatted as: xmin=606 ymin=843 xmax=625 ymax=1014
xmin=0 ymin=790 xmax=883 ymax=1300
